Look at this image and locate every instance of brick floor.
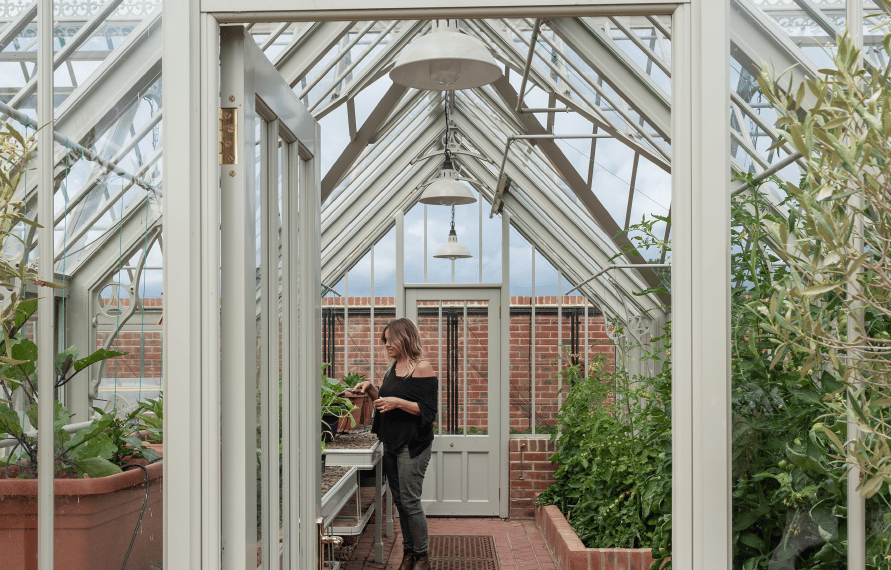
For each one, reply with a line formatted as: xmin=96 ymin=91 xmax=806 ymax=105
xmin=344 ymin=517 xmax=558 ymax=570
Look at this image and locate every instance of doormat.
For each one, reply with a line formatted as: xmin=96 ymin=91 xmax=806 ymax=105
xmin=428 ymin=535 xmax=499 ymax=570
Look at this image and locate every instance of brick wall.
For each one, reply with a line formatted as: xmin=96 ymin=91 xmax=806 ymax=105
xmin=321 ymin=296 xmax=615 ymax=433
xmin=509 ymin=437 xmax=558 ymax=519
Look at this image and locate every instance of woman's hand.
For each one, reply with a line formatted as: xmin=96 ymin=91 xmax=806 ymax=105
xmin=374 ymin=396 xmax=420 ymax=415
xmin=353 ymin=380 xmax=378 ymax=400
xmin=374 ymin=397 xmax=400 ymax=413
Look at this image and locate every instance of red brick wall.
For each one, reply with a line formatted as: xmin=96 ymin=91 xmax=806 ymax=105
xmin=321 ymin=296 xmax=614 ymax=433
xmin=510 ymin=437 xmax=558 ymax=519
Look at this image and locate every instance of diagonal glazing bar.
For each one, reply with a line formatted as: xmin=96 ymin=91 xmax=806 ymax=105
xmin=547 ymin=17 xmax=671 ymax=141
xmin=311 ymin=20 xmax=428 ymax=120
xmin=273 ymin=20 xmax=357 ymax=88
xmin=321 ymin=82 xmax=408 ymax=199
xmin=0 ymin=0 xmax=37 ymax=53
xmin=297 ymin=20 xmax=376 ymax=99
xmin=607 ymin=16 xmax=670 ymax=77
xmin=308 ymin=20 xmax=398 ymax=111
xmin=489 ymin=76 xmax=668 ymax=299
xmin=5 ymin=0 xmax=125 ymax=111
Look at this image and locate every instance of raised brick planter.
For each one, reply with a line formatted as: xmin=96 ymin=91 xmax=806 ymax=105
xmin=509 ymin=438 xmax=558 ymax=518
xmin=535 ymin=500 xmax=661 ymax=570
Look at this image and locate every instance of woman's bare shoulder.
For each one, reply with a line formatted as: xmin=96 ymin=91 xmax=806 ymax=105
xmin=413 ymin=360 xmax=436 ymax=377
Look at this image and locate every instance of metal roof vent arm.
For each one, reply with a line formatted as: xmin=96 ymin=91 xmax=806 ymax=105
xmin=433 ymin=205 xmax=473 ymax=260
xmin=389 ymin=20 xmax=501 ymax=91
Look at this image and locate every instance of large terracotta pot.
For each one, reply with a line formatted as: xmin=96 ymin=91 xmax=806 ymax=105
xmin=0 ymin=461 xmax=163 ymax=570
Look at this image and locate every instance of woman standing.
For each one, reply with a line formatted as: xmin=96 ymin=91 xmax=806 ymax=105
xmin=352 ymin=318 xmax=438 ymax=570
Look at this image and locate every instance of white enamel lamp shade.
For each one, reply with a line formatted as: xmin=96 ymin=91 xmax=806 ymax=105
xmin=433 ymin=228 xmax=473 ymax=260
xmin=418 ymin=165 xmax=477 ymax=206
xmin=390 ymin=24 xmax=501 ymax=91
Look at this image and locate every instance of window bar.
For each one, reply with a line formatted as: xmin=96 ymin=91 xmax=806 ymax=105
xmin=344 ymin=272 xmax=349 ymax=376
xmin=370 ymin=245 xmax=375 ymax=383
xmin=478 ymin=194 xmax=482 ymax=282
xmin=584 ymin=299 xmax=589 ymax=376
xmin=438 ymin=301 xmax=443 ymax=436
xmin=424 ymin=204 xmax=428 ymax=283
xmin=557 ymin=272 xmax=562 ymax=409
xmin=463 ymin=301 xmax=468 ymax=435
xmin=530 ymin=249 xmax=536 ymax=435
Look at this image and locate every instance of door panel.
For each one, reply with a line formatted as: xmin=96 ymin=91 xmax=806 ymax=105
xmin=220 ymin=25 xmax=320 ymax=570
xmin=406 ymin=288 xmax=500 ymax=516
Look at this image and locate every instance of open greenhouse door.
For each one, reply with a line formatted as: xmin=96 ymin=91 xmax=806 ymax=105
xmin=219 ymin=25 xmax=322 ymax=570
xmin=406 ymin=287 xmax=501 ymax=516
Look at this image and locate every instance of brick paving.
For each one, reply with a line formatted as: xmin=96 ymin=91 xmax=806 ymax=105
xmin=345 ymin=517 xmax=558 ymax=570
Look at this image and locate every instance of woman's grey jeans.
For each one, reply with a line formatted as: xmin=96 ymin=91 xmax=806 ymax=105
xmin=382 ymin=443 xmax=432 ymax=556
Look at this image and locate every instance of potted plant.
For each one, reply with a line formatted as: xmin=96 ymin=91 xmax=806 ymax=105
xmin=0 ymin=122 xmax=162 ymax=570
xmin=337 ymin=371 xmax=371 ymax=431
xmin=320 ymin=364 xmax=358 ymax=452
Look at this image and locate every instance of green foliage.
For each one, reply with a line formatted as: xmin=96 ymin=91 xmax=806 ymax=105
xmin=136 ymin=393 xmax=163 ymax=444
xmin=755 ymin=27 xmax=891 ymax=497
xmin=319 ymin=363 xmax=358 ymax=452
xmin=0 ymin=122 xmax=138 ymax=479
xmin=536 ymin=333 xmax=672 ymax=568
xmin=730 ymin=176 xmax=891 ymax=569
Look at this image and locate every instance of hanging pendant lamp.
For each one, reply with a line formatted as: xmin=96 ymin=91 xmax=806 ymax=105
xmin=434 ymin=205 xmax=472 ymax=260
xmin=419 ymin=98 xmax=477 ymax=206
xmin=390 ymin=20 xmax=501 ymax=91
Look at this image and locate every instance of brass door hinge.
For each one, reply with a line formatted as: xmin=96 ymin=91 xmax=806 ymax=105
xmin=219 ymin=107 xmax=237 ymax=165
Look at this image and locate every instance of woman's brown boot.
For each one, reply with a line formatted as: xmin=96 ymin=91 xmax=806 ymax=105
xmin=412 ymin=554 xmax=429 ymax=570
xmin=398 ymin=552 xmax=414 ymax=570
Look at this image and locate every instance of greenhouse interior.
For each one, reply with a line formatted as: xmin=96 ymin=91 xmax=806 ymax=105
xmin=0 ymin=0 xmax=889 ymax=569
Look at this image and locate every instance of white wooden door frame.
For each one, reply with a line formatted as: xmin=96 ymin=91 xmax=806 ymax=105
xmin=163 ymin=2 xmax=730 ymax=569
xmin=405 ymin=286 xmax=502 ymax=516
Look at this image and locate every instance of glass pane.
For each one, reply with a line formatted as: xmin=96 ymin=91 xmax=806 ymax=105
xmin=373 ymin=227 xmax=396 ymax=299
xmin=427 ymin=206 xmax=452 ymax=283
xmin=481 ymin=200 xmax=502 ymax=283
xmin=415 ymin=301 xmax=443 ymax=434
xmin=509 ymin=299 xmax=533 ymax=434
xmin=463 ymin=301 xmax=489 ymax=434
xmin=452 ymin=201 xmax=478 ymax=283
xmin=509 ymin=224 xmax=533 ymax=297
xmin=404 ymin=203 xmax=424 ymax=283
xmin=441 ymin=300 xmax=465 ymax=435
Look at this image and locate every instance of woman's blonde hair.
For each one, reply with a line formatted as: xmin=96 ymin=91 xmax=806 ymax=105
xmin=381 ymin=318 xmax=423 ymax=362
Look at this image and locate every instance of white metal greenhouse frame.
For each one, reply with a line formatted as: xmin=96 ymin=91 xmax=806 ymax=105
xmin=162 ymin=1 xmax=730 ymax=569
xmin=16 ymin=0 xmax=880 ymax=569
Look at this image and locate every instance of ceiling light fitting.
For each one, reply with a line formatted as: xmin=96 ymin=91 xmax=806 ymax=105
xmin=433 ymin=205 xmax=472 ymax=260
xmin=390 ymin=20 xmax=501 ymax=91
xmin=419 ymin=98 xmax=477 ymax=206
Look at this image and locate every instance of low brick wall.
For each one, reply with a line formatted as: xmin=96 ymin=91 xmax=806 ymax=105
xmin=535 ymin=501 xmax=659 ymax=570
xmin=509 ymin=438 xmax=557 ymax=518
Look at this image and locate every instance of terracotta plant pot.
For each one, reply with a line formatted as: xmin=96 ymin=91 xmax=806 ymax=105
xmin=0 ymin=461 xmax=163 ymax=570
xmin=337 ymin=393 xmax=372 ymax=431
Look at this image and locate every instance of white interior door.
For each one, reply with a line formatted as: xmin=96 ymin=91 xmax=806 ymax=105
xmin=219 ymin=25 xmax=321 ymax=570
xmin=406 ymin=287 xmax=501 ymax=516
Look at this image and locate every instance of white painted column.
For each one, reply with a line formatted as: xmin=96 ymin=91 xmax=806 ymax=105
xmin=673 ymin=2 xmax=731 ymax=568
xmin=846 ymin=2 xmax=866 ymax=568
xmin=37 ymin=1 xmax=55 ymax=567
xmin=396 ymin=212 xmax=405 ymax=318
xmin=298 ymin=127 xmax=323 ymax=570
xmin=499 ymin=209 xmax=510 ymax=518
xmin=163 ymin=1 xmax=207 ymax=568
xmin=219 ymin=25 xmax=258 ymax=570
